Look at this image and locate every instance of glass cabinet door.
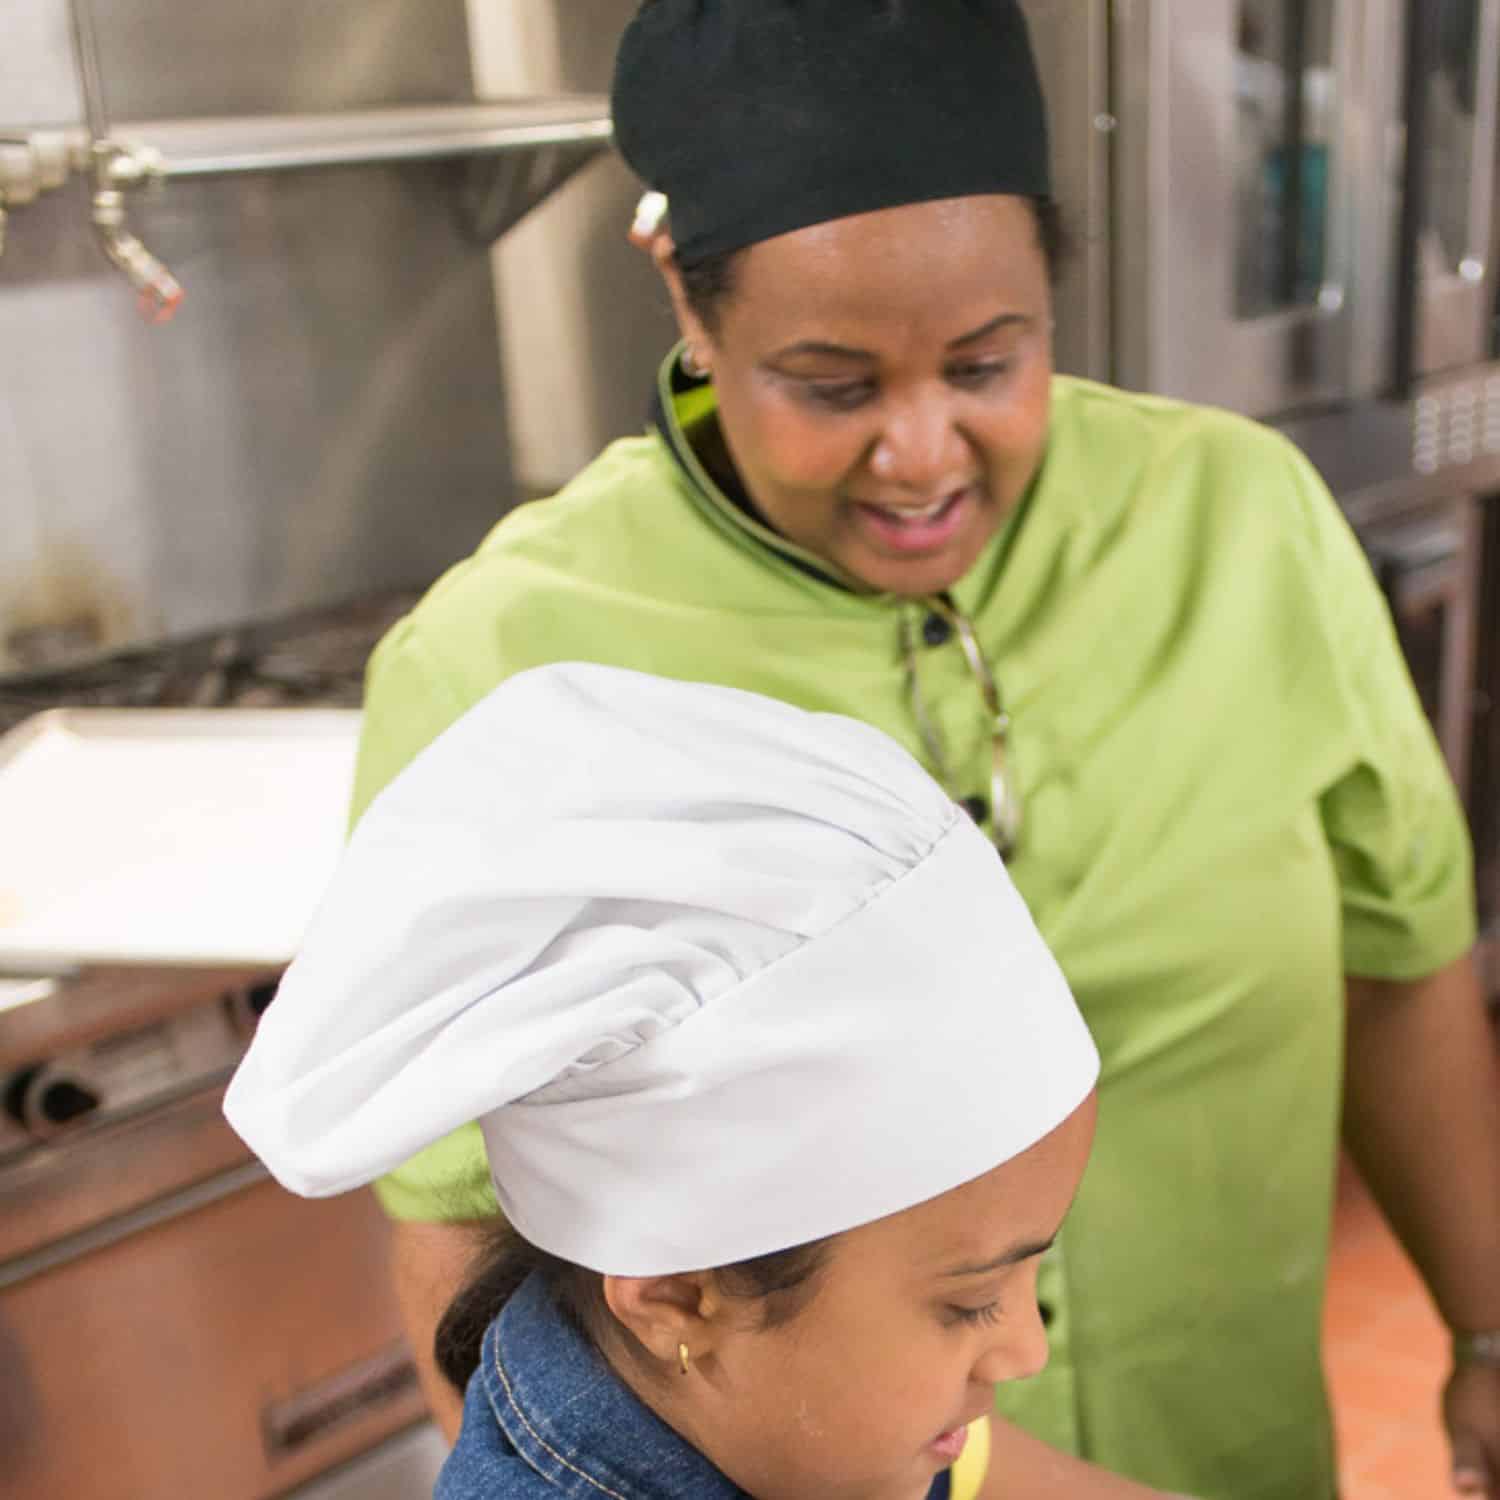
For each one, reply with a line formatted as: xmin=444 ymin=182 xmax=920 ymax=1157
xmin=1413 ymin=0 xmax=1500 ymax=374
xmin=1113 ymin=0 xmax=1364 ymax=417
xmin=1234 ymin=1 xmax=1339 ymax=319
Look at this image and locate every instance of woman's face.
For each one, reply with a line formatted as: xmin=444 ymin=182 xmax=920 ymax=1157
xmin=664 ymin=194 xmax=1055 ymax=597
xmin=653 ymin=1094 xmax=1096 ymax=1500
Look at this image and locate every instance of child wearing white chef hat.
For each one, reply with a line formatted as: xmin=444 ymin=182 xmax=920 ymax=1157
xmin=226 ymin=665 xmax=1177 ymax=1500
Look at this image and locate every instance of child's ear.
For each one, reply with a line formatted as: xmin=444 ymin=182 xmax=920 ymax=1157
xmin=602 ymin=1271 xmax=730 ymax=1371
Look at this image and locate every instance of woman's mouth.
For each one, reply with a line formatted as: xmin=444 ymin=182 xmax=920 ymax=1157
xmin=927 ymin=1424 xmax=970 ymax=1464
xmin=852 ymin=487 xmax=974 ymax=554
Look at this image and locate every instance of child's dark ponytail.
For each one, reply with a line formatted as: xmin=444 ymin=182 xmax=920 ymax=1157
xmin=434 ymin=1221 xmax=833 ymax=1393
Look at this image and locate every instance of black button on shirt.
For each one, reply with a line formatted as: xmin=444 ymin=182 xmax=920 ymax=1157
xmin=921 ymin=611 xmax=953 ymax=647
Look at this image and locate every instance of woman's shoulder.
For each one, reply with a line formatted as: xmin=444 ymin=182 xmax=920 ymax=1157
xmin=479 ymin=431 xmax=702 ymax=560
xmin=1043 ymin=375 xmax=1341 ymax=549
xmin=416 ymin=429 xmax=789 ymax=628
xmin=367 ymin=435 xmax=711 ymax=651
xmin=1049 ymin=375 xmax=1307 ymax=472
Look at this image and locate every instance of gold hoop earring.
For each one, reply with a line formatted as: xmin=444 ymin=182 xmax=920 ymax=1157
xmin=678 ymin=1342 xmax=692 ymax=1376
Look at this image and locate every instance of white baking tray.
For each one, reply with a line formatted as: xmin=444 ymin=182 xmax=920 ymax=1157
xmin=0 ymin=974 xmax=61 ymax=1015
xmin=0 ymin=709 xmax=362 ymax=969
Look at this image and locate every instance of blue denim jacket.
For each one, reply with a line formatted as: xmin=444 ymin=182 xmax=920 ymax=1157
xmin=436 ymin=1271 xmax=951 ymax=1499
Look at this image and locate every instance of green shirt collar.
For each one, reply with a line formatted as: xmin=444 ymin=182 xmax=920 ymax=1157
xmin=650 ymin=341 xmax=1029 ymax=611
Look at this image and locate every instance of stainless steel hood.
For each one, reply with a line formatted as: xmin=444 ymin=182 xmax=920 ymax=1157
xmin=9 ymin=97 xmax=614 ymax=256
xmin=1 ymin=0 xmax=602 ymax=678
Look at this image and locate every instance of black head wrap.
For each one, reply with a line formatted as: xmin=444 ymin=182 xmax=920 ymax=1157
xmin=611 ymin=0 xmax=1051 ymax=263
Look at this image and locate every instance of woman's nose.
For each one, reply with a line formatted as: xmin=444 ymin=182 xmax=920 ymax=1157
xmin=868 ymin=390 xmax=970 ymax=491
xmin=973 ymin=1297 xmax=1051 ymax=1385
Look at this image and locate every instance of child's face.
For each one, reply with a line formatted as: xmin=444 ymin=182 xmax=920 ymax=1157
xmin=680 ymin=1092 xmax=1096 ymax=1500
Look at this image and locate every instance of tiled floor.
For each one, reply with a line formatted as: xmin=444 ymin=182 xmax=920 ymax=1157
xmin=1325 ymin=1157 xmax=1453 ymax=1498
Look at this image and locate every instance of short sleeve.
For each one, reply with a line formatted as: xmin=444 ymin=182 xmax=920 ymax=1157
xmin=1306 ymin=464 xmax=1477 ymax=979
xmin=371 ymin=1118 xmax=496 ymax=1221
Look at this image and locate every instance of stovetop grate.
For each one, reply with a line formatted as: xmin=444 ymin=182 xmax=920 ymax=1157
xmin=0 ymin=591 xmax=420 ymax=736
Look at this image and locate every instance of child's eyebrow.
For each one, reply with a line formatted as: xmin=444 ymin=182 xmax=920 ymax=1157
xmin=939 ymin=1233 xmax=1057 ymax=1279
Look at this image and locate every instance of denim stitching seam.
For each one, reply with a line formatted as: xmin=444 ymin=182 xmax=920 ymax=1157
xmin=491 ymin=1338 xmax=631 ymax=1500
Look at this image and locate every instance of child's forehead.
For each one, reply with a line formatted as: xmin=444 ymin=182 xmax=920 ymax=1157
xmin=836 ymin=1168 xmax=1035 ymax=1279
xmin=838 ymin=1096 xmax=1097 ymax=1280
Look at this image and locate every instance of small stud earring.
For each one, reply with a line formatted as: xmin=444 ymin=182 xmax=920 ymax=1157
xmin=681 ymin=346 xmax=710 ymax=380
xmin=678 ymin=1342 xmax=692 ymax=1376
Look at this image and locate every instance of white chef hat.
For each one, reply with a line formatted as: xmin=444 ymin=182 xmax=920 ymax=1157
xmin=224 ymin=664 xmax=1098 ymax=1275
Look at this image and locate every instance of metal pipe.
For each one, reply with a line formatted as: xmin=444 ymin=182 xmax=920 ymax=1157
xmin=62 ymin=2 xmax=184 ymax=319
xmin=0 ymin=99 xmax=610 ymax=293
xmin=4 ymin=103 xmax=612 ymax=189
xmin=86 ymin=143 xmax=184 ymax=322
xmin=89 ymin=184 xmax=184 ymax=323
xmin=65 ymin=0 xmax=111 ymax=142
xmin=106 ymin=102 xmax=613 ymax=181
xmin=0 ymin=131 xmax=84 ymax=261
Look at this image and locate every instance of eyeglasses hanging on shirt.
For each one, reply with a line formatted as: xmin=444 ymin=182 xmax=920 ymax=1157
xmin=900 ymin=595 xmax=1022 ymax=859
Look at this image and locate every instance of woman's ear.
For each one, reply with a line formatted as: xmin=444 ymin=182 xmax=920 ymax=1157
xmin=603 ymin=1272 xmax=730 ymax=1371
xmin=650 ymin=235 xmax=715 ymax=361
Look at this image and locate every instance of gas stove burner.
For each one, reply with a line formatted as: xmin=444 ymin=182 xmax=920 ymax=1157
xmin=0 ymin=590 xmax=420 ymax=734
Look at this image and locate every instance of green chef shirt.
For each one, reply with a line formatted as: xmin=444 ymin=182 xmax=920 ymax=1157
xmin=350 ymin=355 xmax=1475 ymax=1500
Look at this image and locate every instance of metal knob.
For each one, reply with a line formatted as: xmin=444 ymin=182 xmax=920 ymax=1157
xmin=2 ymin=1063 xmax=103 ymax=1136
xmin=35 ymin=1078 xmax=102 ymax=1126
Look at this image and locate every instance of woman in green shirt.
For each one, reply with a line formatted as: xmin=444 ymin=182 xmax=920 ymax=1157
xmin=351 ymin=4 xmax=1500 ymax=1497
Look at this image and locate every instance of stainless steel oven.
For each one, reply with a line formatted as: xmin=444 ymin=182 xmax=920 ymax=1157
xmin=1113 ymin=0 xmax=1381 ymax=416
xmin=0 ymin=598 xmax=450 ymax=1499
xmin=1401 ymin=0 xmax=1500 ymax=382
xmin=0 ymin=966 xmax=445 ymax=1500
xmin=1028 ymin=0 xmax=1500 ymax=418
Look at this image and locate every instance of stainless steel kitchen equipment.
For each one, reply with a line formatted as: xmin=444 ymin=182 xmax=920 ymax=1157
xmin=1026 ymin=0 xmax=1500 ymax=987
xmin=1399 ymin=0 xmax=1500 ymax=383
xmin=0 ymin=964 xmax=444 ymax=1499
xmin=1355 ymin=497 xmax=1482 ymax=795
xmin=1115 ymin=0 xmax=1378 ymax=416
xmin=0 ymin=594 xmax=451 ymax=1500
xmin=0 ymin=4 xmax=654 ymax=1491
xmin=1029 ymin=0 xmax=1500 ymax=415
xmin=0 ymin=0 xmax=615 ymax=678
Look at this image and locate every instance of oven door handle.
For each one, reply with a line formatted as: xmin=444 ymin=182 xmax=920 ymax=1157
xmin=0 ymin=1157 xmax=269 ymax=1291
xmin=1469 ymin=0 xmax=1500 ymax=287
xmin=1391 ymin=0 xmax=1500 ymax=393
xmin=1392 ymin=0 xmax=1438 ymax=397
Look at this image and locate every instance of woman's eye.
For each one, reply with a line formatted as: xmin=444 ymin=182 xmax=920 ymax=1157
xmin=946 ymin=361 xmax=1011 ymax=389
xmin=800 ymin=379 xmax=877 ymax=411
xmin=949 ymin=1301 xmax=1003 ymax=1329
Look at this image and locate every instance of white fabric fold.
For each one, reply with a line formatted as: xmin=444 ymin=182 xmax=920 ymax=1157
xmin=224 ymin=663 xmax=1098 ymax=1273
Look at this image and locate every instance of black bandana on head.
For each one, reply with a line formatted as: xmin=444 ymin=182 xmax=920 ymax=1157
xmin=611 ymin=0 xmax=1052 ymax=263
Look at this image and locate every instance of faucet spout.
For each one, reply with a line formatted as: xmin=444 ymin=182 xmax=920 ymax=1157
xmin=90 ymin=185 xmax=184 ymax=323
xmin=88 ymin=147 xmax=184 ymax=323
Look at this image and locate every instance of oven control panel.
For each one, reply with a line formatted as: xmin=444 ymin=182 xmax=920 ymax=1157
xmin=0 ymin=975 xmax=279 ymax=1154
